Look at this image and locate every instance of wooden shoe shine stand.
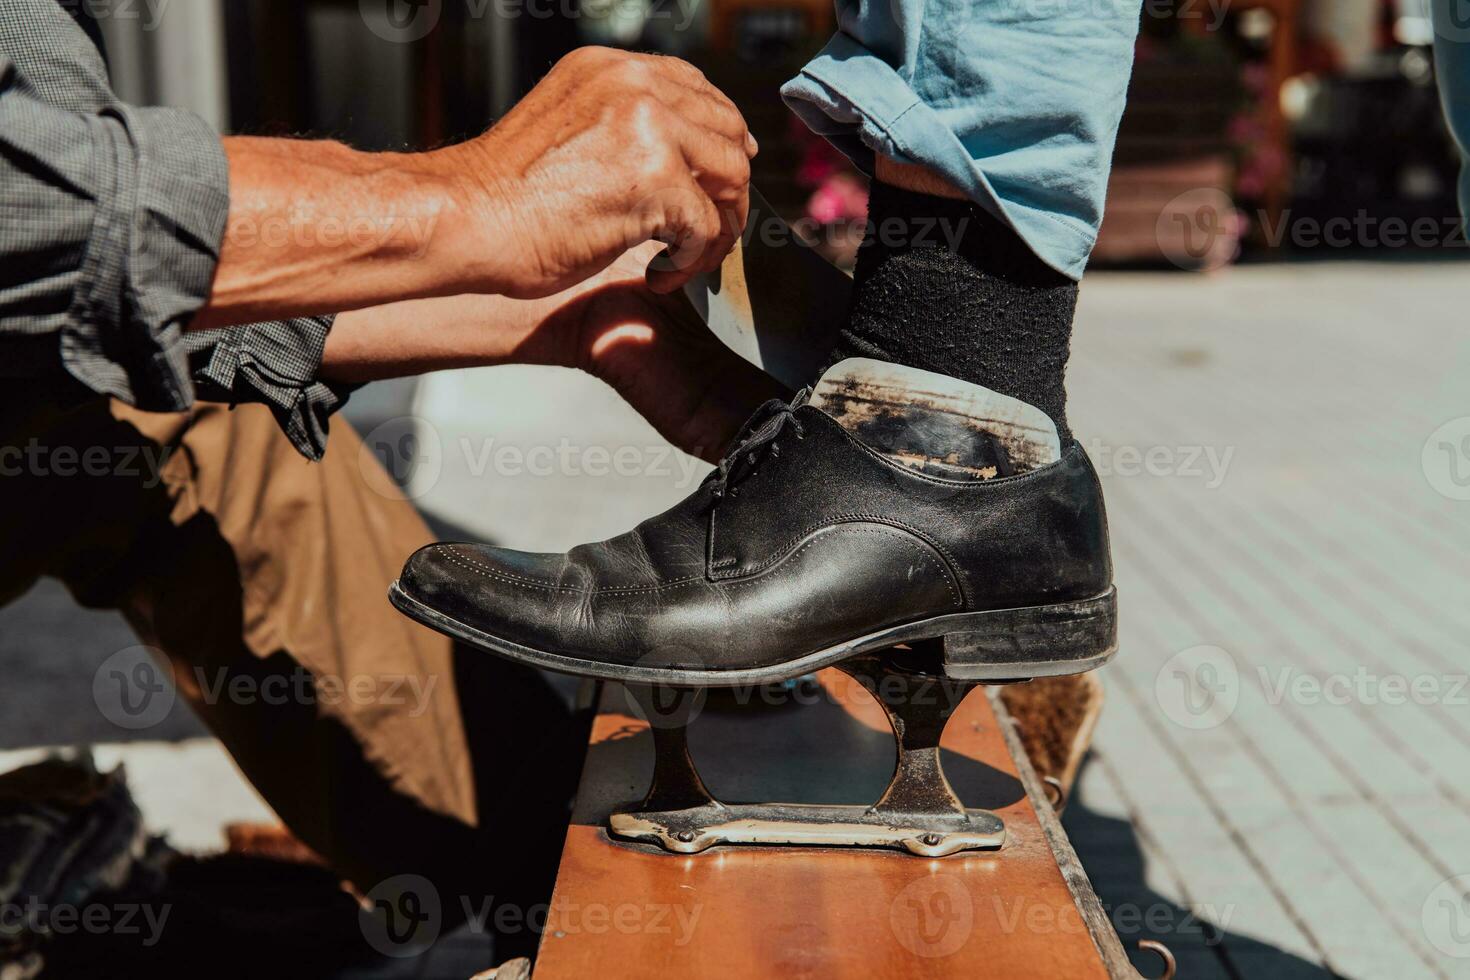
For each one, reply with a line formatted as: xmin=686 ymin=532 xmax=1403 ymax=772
xmin=528 ymin=664 xmax=1141 ymax=979
xmin=510 ymin=193 xmax=1143 ymax=978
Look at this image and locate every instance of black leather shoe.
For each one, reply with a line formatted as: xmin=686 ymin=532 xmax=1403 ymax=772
xmin=391 ymin=360 xmax=1116 ymax=686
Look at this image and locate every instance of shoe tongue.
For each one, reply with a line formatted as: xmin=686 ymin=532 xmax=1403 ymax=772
xmin=808 ymin=358 xmax=1061 ymax=480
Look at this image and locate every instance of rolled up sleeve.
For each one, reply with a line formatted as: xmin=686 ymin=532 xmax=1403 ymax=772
xmin=0 ymin=1 xmax=351 ymax=460
xmin=0 ymin=53 xmax=226 ymax=409
xmin=186 ymin=318 xmax=356 ymax=461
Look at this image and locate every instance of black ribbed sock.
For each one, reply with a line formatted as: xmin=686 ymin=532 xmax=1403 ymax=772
xmin=823 ymin=182 xmax=1079 ymax=441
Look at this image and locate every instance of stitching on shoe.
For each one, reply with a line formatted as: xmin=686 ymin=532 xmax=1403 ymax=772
xmin=436 ymin=548 xmax=564 ymax=591
xmin=439 ymin=546 xmax=706 ymax=595
xmin=710 ymin=515 xmax=969 ymax=605
xmin=718 ymin=524 xmax=962 ymax=609
xmin=435 ymin=527 xmax=960 ymax=609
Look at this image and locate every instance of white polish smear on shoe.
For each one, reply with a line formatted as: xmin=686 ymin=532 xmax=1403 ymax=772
xmin=807 ymin=358 xmax=1061 ymax=480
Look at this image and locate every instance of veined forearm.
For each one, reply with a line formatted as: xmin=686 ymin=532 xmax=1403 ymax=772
xmin=193 ymin=137 xmax=503 ymax=330
xmin=194 ymin=48 xmax=755 ymax=329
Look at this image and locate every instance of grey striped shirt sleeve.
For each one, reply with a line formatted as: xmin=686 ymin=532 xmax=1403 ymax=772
xmin=0 ymin=0 xmax=350 ymax=460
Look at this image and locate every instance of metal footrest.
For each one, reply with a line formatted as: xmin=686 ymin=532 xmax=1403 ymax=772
xmin=611 ymin=801 xmax=1005 ymax=857
xmin=609 ymin=646 xmax=1008 ymax=857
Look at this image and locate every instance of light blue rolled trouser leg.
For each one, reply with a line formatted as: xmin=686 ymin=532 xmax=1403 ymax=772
xmin=1433 ymin=0 xmax=1470 ymax=235
xmin=782 ymin=0 xmax=1142 ymax=280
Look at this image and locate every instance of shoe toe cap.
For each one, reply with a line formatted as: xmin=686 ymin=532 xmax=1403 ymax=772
xmin=402 ymin=541 xmax=562 ymax=593
xmin=398 ymin=543 xmax=450 ymax=598
xmin=397 ymin=543 xmax=575 ymax=642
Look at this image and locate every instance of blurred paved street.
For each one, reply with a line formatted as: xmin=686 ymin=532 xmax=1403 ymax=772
xmin=2 ymin=261 xmax=1469 ymax=978
xmin=1065 ymin=260 xmax=1470 ymax=980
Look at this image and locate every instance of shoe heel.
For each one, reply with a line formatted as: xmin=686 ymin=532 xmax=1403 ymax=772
xmin=941 ymin=587 xmax=1118 ymax=681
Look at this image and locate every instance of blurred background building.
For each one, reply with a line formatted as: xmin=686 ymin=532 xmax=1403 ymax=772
xmin=98 ymin=0 xmax=1466 ymax=271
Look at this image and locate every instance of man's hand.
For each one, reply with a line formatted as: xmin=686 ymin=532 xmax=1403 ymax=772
xmin=199 ymin=47 xmax=754 ymax=329
xmin=445 ymin=47 xmax=757 ymax=300
xmin=554 ymin=246 xmax=788 ymax=460
xmin=321 ymin=243 xmax=785 ymax=461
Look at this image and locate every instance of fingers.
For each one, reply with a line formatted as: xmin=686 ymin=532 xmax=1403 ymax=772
xmin=631 ymin=52 xmax=757 ymax=157
xmin=528 ymin=48 xmax=756 ymax=297
xmin=669 ymin=112 xmax=750 ymax=246
xmin=643 ymin=159 xmax=745 ymax=296
xmin=728 ymin=179 xmax=751 ymax=261
xmin=653 ymin=84 xmax=756 ymax=156
xmin=643 ymin=174 xmax=724 ymax=295
xmin=586 ymin=48 xmax=757 ymax=235
xmin=665 ymin=107 xmax=751 ymax=189
xmin=670 ymin=201 xmax=743 ymax=295
xmin=636 ymin=94 xmax=751 ymax=293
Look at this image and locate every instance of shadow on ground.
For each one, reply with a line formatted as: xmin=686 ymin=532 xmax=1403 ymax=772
xmin=1065 ymin=757 xmax=1342 ymax=980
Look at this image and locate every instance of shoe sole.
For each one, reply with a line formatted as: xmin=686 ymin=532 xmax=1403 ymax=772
xmin=389 ymin=583 xmax=1118 ymax=688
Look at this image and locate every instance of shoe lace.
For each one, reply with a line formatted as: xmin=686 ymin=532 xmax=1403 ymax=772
xmin=707 ymin=390 xmax=811 ymax=501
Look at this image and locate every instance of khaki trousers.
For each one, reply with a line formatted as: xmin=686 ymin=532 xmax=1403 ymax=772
xmin=0 ymin=382 xmax=583 ymax=956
